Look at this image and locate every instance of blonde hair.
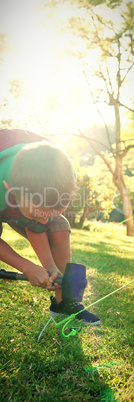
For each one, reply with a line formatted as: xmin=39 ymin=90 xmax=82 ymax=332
xmin=10 ymin=141 xmax=76 ymax=210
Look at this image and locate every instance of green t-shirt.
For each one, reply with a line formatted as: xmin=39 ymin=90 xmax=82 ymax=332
xmin=0 ymin=143 xmax=25 ymax=211
xmin=0 ymin=143 xmax=52 ymax=234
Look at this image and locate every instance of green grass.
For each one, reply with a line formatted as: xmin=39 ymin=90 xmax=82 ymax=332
xmin=0 ymin=222 xmax=134 ymax=402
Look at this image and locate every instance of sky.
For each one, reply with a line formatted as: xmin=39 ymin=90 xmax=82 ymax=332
xmin=0 ymin=0 xmax=133 ymax=138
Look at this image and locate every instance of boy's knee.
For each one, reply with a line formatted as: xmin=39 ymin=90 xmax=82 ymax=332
xmin=49 ymin=230 xmax=70 ymax=246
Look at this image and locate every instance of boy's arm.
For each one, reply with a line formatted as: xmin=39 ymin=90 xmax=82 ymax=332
xmin=0 ymin=237 xmax=56 ymax=289
xmin=25 ymin=228 xmax=62 ymax=287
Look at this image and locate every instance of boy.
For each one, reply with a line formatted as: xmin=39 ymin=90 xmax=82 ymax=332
xmin=0 ymin=129 xmax=100 ymax=325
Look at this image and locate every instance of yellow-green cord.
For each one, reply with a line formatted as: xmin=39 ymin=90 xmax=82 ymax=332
xmin=55 ymin=280 xmax=134 ymax=338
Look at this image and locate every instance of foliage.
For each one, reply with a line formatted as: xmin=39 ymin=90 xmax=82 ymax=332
xmin=65 ymin=152 xmax=115 ymax=227
xmin=66 ymin=0 xmax=134 ymax=235
xmin=64 ymin=136 xmax=134 ymax=227
xmin=0 ymin=33 xmax=10 ymax=64
xmin=0 ymin=0 xmax=133 ymax=234
xmin=0 ymin=120 xmax=13 ymax=129
xmin=69 ymin=1 xmax=134 ymax=109
xmin=0 ymin=223 xmax=134 ymax=401
xmin=79 ymin=0 xmax=123 ymax=7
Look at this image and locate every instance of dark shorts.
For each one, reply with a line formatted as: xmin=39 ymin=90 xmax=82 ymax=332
xmin=8 ymin=214 xmax=71 ymax=240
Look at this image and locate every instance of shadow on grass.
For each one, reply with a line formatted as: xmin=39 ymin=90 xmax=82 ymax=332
xmin=0 ymin=278 xmax=118 ymax=401
xmin=1 ymin=226 xmax=130 ymax=400
xmin=70 ymin=239 xmax=134 ymax=337
xmin=0 ymin=318 xmax=117 ymax=402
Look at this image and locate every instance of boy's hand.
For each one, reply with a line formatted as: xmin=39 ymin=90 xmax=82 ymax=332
xmin=0 ymin=238 xmax=62 ymax=290
xmin=47 ymin=266 xmax=63 ymax=289
xmin=25 ymin=263 xmax=61 ymax=290
xmin=25 ymin=230 xmax=63 ymax=289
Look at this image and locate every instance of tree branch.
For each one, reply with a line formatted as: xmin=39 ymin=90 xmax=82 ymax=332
xmin=117 ymin=38 xmax=121 ymax=100
xmin=86 ymin=137 xmax=114 ymax=174
xmin=121 ymin=61 xmax=134 ymax=86
xmin=53 ymin=95 xmax=113 ymax=153
xmin=54 ymin=131 xmax=112 ymax=152
xmin=90 ymin=88 xmax=114 ymax=155
xmin=120 ymin=144 xmax=134 ymax=158
xmin=61 ymin=129 xmax=114 ymax=175
xmin=99 ymin=64 xmax=111 ymax=94
xmin=106 ymin=60 xmax=114 ymax=95
xmin=82 ymin=69 xmax=114 ymax=154
xmin=118 ymin=102 xmax=134 ymax=113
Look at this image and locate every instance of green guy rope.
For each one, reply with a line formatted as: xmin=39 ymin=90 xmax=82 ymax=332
xmin=38 ymin=279 xmax=134 ymax=340
xmin=57 ymin=280 xmax=134 ymax=338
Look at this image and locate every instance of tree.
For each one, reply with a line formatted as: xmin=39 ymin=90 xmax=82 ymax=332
xmin=64 ymin=153 xmax=115 ymax=228
xmin=0 ymin=32 xmax=14 ymax=128
xmin=68 ymin=0 xmax=134 ymax=235
xmin=80 ymin=0 xmax=123 ymax=8
xmin=0 ymin=33 xmax=10 ymax=64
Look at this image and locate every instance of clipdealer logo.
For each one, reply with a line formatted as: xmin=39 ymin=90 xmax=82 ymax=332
xmin=5 ymin=186 xmax=99 ymax=211
xmin=5 ymin=186 xmax=71 ymax=212
xmin=5 ymin=186 xmax=125 ymax=216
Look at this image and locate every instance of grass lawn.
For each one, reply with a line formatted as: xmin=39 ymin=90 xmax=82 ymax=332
xmin=0 ymin=222 xmax=134 ymax=401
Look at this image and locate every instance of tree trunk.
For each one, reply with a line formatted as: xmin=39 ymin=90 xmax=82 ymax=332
xmin=113 ymin=102 xmax=134 ymax=236
xmin=113 ymin=157 xmax=134 ymax=236
xmin=79 ymin=202 xmax=89 ymax=228
xmin=79 ymin=201 xmax=100 ymax=228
